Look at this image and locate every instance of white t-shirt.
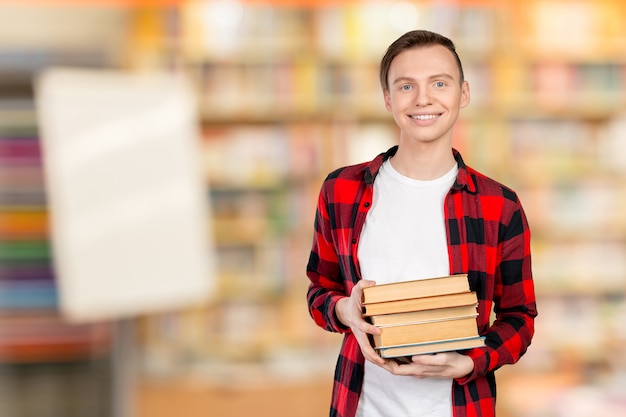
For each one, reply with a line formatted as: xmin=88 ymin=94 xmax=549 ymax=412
xmin=356 ymin=159 xmax=458 ymax=417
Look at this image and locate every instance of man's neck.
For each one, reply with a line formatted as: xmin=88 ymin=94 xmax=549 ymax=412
xmin=390 ymin=141 xmax=456 ymax=181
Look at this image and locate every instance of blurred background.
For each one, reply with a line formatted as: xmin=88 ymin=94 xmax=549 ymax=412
xmin=1 ymin=0 xmax=625 ymax=416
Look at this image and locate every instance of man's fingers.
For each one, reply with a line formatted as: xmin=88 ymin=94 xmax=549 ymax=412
xmin=359 ymin=279 xmax=377 ymax=288
xmin=353 ymin=328 xmax=384 ymax=365
xmin=362 ymin=346 xmax=385 ymax=365
xmin=411 ymin=352 xmax=449 ymax=365
xmin=356 ymin=320 xmax=380 ymax=335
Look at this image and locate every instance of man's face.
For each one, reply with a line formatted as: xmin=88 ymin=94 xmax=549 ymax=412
xmin=384 ymin=45 xmax=470 ymax=146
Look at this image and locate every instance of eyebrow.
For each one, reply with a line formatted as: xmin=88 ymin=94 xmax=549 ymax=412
xmin=391 ymin=73 xmax=456 ymax=85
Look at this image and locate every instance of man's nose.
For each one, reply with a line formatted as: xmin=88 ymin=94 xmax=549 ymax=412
xmin=414 ymin=86 xmax=431 ymax=106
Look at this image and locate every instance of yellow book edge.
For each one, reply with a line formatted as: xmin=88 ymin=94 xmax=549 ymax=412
xmin=377 ymin=336 xmax=486 ymax=359
xmin=362 ymin=274 xmax=469 ymax=304
xmin=372 ymin=311 xmax=478 ymax=328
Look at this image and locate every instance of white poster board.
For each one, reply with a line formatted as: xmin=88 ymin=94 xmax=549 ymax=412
xmin=35 ymin=68 xmax=215 ymax=322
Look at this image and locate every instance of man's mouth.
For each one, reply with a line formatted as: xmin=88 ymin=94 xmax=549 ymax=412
xmin=409 ymin=114 xmax=440 ymax=120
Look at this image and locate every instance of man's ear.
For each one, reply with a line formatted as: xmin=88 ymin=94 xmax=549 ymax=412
xmin=460 ymin=81 xmax=470 ymax=108
xmin=384 ymin=91 xmax=392 ymax=112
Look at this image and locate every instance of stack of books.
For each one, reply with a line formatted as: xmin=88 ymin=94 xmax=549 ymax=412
xmin=362 ymin=274 xmax=485 ymax=359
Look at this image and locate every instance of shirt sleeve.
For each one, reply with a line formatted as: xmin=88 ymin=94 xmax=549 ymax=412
xmin=306 ymin=182 xmax=351 ymax=334
xmin=457 ymin=199 xmax=537 ymax=385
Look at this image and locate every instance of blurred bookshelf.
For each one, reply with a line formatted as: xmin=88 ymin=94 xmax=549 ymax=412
xmin=1 ymin=1 xmax=626 ymax=417
xmin=0 ymin=55 xmax=115 ymax=417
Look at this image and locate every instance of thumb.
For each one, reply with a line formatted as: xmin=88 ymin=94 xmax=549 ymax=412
xmin=359 ymin=279 xmax=377 ymax=288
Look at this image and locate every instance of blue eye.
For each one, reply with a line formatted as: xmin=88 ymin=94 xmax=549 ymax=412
xmin=401 ymin=85 xmax=412 ymax=91
xmin=435 ymin=81 xmax=446 ymax=88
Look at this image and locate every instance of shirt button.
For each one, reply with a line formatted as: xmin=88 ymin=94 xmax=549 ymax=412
xmin=352 ymin=238 xmax=357 ymax=244
xmin=364 ymin=202 xmax=370 ymax=208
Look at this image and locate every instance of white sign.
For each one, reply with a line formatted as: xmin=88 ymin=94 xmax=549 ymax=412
xmin=36 ymin=68 xmax=215 ymax=322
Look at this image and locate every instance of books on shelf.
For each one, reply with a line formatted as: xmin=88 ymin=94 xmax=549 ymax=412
xmin=0 ymin=311 xmax=112 ymax=362
xmin=362 ymin=274 xmax=484 ymax=358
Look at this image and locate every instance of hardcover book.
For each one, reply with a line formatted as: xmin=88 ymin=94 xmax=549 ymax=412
xmin=362 ymin=274 xmax=470 ymax=304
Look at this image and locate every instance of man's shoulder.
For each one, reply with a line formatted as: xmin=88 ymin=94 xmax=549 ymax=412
xmin=320 ymin=162 xmax=370 ymax=192
xmin=465 ymin=165 xmax=520 ymax=203
xmin=324 ymin=147 xmax=392 ymax=184
xmin=317 ymin=162 xmax=370 ymax=203
xmin=326 ymin=161 xmax=369 ymax=181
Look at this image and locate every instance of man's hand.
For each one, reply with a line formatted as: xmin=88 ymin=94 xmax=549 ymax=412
xmin=335 ymin=281 xmax=476 ymax=376
xmin=335 ymin=280 xmax=385 ymax=366
xmin=379 ymin=351 xmax=475 ymax=379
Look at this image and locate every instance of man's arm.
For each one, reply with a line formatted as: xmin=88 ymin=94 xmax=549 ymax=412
xmin=458 ymin=202 xmax=537 ymax=384
xmin=306 ymin=187 xmax=349 ymax=333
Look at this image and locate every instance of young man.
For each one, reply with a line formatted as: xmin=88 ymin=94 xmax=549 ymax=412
xmin=306 ymin=30 xmax=537 ymax=417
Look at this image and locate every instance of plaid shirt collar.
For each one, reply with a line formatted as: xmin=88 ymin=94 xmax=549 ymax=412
xmin=364 ymin=146 xmax=476 ymax=193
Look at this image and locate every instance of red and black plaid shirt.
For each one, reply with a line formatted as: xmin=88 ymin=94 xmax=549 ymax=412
xmin=307 ymin=146 xmax=537 ymax=417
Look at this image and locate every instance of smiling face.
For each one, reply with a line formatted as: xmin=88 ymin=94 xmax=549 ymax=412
xmin=384 ymin=44 xmax=470 ymax=148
